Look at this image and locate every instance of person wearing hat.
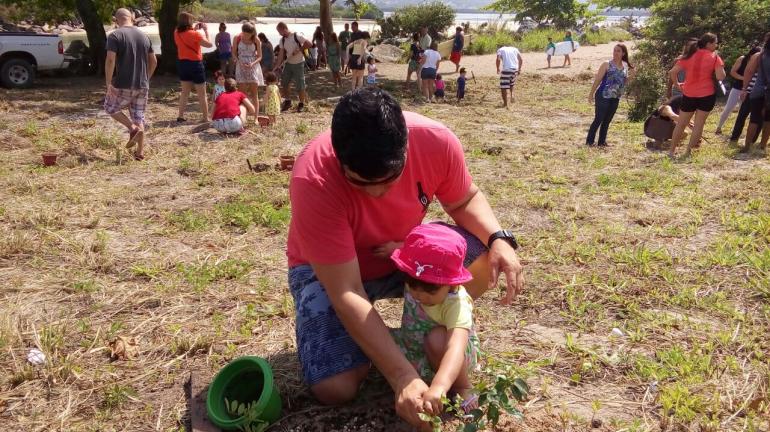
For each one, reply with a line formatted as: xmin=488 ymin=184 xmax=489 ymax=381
xmin=287 ymin=87 xmax=524 ymax=429
xmin=390 ymin=223 xmax=480 ymax=416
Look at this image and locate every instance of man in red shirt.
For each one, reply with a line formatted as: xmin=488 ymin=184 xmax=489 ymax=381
xmin=287 ymin=88 xmax=524 ymax=428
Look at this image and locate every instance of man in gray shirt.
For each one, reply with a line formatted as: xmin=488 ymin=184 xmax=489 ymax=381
xmin=104 ymin=8 xmax=157 ymax=161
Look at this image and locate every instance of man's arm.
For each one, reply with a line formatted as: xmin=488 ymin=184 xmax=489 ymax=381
xmin=311 ymin=260 xmax=429 ymax=427
xmin=443 ymin=184 xmax=524 ymax=304
xmin=105 ymin=50 xmax=117 ymax=88
xmin=495 ymin=55 xmax=501 ymax=74
xmin=147 ymin=51 xmax=157 ymax=79
xmin=518 ymin=52 xmax=524 ymax=72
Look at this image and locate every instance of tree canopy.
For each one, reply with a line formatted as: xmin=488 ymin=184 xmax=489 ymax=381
xmin=484 ymin=0 xmax=591 ymax=29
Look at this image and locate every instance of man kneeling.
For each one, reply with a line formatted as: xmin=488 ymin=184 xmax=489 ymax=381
xmin=212 ymin=78 xmax=256 ymax=135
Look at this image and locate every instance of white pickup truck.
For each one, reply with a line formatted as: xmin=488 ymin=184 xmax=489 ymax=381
xmin=0 ymin=32 xmax=72 ymax=88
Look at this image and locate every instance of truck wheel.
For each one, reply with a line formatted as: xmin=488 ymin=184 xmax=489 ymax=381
xmin=1 ymin=58 xmax=36 ymax=89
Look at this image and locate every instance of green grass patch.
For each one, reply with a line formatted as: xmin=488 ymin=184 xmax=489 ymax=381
xmin=177 ymin=259 xmax=251 ymax=292
xmin=468 ymin=27 xmax=632 ymax=55
xmin=167 ymin=209 xmax=210 ymax=232
xmin=217 ymin=199 xmax=290 ymax=230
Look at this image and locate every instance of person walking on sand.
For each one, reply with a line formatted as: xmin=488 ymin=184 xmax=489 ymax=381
xmin=450 ymin=26 xmax=464 ymax=73
xmin=667 ymin=33 xmax=726 ymax=158
xmin=174 ymin=12 xmax=213 ymax=123
xmin=104 ymin=8 xmax=157 ymax=161
xmin=586 ymin=44 xmax=632 ymax=147
xmin=234 ymin=23 xmax=264 ymax=117
xmin=563 ymin=31 xmax=575 ymax=67
xmin=546 ymin=37 xmax=556 ymax=68
xmin=496 ymin=44 xmax=523 ymax=108
xmin=405 ymin=32 xmax=422 ymax=92
xmin=273 ymin=22 xmax=312 ymax=113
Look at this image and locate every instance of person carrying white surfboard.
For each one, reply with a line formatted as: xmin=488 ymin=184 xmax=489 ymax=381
xmin=563 ymin=31 xmax=576 ymax=67
xmin=546 ymin=37 xmax=556 ymax=68
xmin=496 ymin=44 xmax=523 ymax=109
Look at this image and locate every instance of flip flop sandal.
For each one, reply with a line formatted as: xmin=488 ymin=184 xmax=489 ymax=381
xmin=126 ymin=127 xmax=141 ymax=149
xmin=133 ymin=152 xmax=145 ymax=161
xmin=460 ymin=394 xmax=479 ymax=414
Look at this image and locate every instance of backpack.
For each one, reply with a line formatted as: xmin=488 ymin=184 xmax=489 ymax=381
xmin=281 ymin=32 xmax=306 ymax=59
xmin=643 ymin=113 xmax=675 ymax=142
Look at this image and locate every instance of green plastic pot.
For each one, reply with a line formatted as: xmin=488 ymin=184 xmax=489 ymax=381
xmin=206 ymin=356 xmax=282 ymax=431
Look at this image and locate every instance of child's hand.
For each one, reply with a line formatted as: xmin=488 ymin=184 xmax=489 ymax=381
xmin=372 ymin=241 xmax=403 ymax=259
xmin=422 ymin=386 xmax=444 ymax=415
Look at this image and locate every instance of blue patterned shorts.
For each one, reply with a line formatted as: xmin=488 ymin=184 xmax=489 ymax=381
xmin=288 ymin=223 xmax=486 ymax=385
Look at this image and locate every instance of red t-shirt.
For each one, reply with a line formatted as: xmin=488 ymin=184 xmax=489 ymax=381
xmin=174 ymin=29 xmax=204 ymax=61
xmin=212 ymin=91 xmax=246 ymax=120
xmin=677 ymin=49 xmax=724 ymax=98
xmin=287 ymin=111 xmax=473 ymax=281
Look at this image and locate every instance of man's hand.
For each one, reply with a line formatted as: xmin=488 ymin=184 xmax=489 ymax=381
xmin=395 ymin=375 xmax=430 ymax=428
xmin=372 ymin=241 xmax=403 ymax=259
xmin=422 ymin=385 xmax=444 ymax=416
xmin=488 ymin=240 xmax=524 ymax=305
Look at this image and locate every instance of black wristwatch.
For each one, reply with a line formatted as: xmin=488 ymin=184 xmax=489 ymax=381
xmin=488 ymin=230 xmax=519 ymax=250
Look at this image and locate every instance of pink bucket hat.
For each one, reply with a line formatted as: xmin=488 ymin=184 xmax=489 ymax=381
xmin=390 ymin=224 xmax=473 ymax=285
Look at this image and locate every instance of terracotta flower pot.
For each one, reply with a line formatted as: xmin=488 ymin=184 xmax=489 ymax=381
xmin=42 ymin=152 xmax=58 ymax=167
xmin=279 ymin=155 xmax=295 ymax=171
xmin=257 ymin=116 xmax=271 ymax=128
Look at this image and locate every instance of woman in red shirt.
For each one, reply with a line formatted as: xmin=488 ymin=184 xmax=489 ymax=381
xmin=174 ymin=12 xmax=213 ymax=123
xmin=667 ymin=33 xmax=727 ymax=158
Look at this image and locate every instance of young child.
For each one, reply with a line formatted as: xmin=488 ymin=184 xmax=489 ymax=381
xmin=310 ymin=42 xmax=319 ymax=71
xmin=390 ymin=224 xmax=480 ymax=415
xmin=434 ymin=73 xmax=445 ymax=101
xmin=366 ymin=56 xmax=377 ymax=86
xmin=209 ymin=70 xmax=226 ymax=118
xmin=263 ymin=71 xmax=281 ymax=125
xmin=456 ymin=68 xmax=467 ymax=101
xmin=212 ymin=78 xmax=255 ymax=135
xmin=546 ymin=37 xmax=556 ymax=68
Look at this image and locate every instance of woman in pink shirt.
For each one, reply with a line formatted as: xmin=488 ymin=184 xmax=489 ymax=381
xmin=667 ymin=33 xmax=727 ymax=158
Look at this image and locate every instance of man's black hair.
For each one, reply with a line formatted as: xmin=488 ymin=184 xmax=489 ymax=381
xmin=331 ymin=87 xmax=407 ymax=180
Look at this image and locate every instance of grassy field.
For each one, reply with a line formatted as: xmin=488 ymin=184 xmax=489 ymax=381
xmin=0 ymin=68 xmax=769 ymax=432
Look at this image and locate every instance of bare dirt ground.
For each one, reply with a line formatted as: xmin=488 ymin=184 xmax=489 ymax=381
xmin=376 ymin=42 xmax=637 ymax=81
xmin=1 ymin=55 xmax=769 ymax=432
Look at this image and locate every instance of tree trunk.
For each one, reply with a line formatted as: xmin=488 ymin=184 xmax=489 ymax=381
xmin=319 ymin=0 xmax=333 ymax=45
xmin=158 ymin=0 xmax=181 ymax=74
xmin=74 ymin=0 xmax=106 ymax=75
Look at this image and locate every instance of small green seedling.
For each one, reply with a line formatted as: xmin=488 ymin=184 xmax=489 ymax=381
xmin=418 ymin=375 xmax=529 ymax=432
xmin=224 ymin=397 xmax=268 ymax=432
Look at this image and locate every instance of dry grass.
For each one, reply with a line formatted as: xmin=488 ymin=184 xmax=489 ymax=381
xmin=1 ymin=69 xmax=769 ymax=432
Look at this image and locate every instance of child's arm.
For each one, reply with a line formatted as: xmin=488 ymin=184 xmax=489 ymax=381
xmin=422 ymin=327 xmax=470 ymax=414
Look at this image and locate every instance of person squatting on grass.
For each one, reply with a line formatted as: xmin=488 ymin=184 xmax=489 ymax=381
xmin=739 ymin=32 xmax=770 ymax=153
xmin=586 ymin=44 xmax=632 ymax=147
xmin=286 ymin=87 xmax=524 ymax=430
xmin=104 ymin=7 xmax=157 ymax=161
xmin=389 ymin=224 xmax=481 ymax=415
xmin=668 ymin=33 xmax=726 ymax=158
xmin=174 ymin=12 xmax=213 ymax=123
xmin=496 ymin=44 xmax=523 ymax=108
xmin=211 ymin=78 xmax=256 ymax=135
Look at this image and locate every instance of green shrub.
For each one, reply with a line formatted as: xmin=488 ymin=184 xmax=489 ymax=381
xmin=376 ymin=2 xmax=455 ymax=39
xmin=626 ymin=42 xmax=667 ymax=122
xmin=644 ymin=0 xmax=770 ymax=68
xmin=468 ymin=27 xmax=632 ymax=56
